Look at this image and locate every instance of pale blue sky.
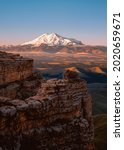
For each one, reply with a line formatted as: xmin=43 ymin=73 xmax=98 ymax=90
xmin=0 ymin=0 xmax=107 ymax=45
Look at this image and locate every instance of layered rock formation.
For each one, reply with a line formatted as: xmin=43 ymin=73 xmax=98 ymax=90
xmin=0 ymin=78 xmax=94 ymax=150
xmin=0 ymin=73 xmax=44 ymax=99
xmin=0 ymin=51 xmax=94 ymax=150
xmin=0 ymin=51 xmax=33 ymax=85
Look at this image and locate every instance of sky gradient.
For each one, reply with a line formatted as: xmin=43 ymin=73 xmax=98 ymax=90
xmin=0 ymin=0 xmax=107 ymax=46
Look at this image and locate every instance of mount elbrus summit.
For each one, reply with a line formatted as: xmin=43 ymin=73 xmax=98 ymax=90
xmin=21 ymin=33 xmax=83 ymax=46
xmin=0 ymin=33 xmax=105 ymax=53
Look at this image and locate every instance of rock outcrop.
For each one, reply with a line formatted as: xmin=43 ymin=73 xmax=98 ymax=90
xmin=0 ymin=78 xmax=94 ymax=150
xmin=0 ymin=73 xmax=44 ymax=99
xmin=0 ymin=51 xmax=94 ymax=150
xmin=0 ymin=51 xmax=33 ymax=85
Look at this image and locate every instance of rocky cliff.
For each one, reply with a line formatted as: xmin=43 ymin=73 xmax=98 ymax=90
xmin=0 ymin=51 xmax=94 ymax=150
xmin=0 ymin=51 xmax=33 ymax=85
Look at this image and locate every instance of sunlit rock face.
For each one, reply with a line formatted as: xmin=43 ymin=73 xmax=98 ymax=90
xmin=0 ymin=51 xmax=44 ymax=100
xmin=0 ymin=51 xmax=33 ymax=85
xmin=0 ymin=52 xmax=94 ymax=150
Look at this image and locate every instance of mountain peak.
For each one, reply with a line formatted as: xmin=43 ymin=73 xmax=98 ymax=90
xmin=21 ymin=33 xmax=83 ymax=46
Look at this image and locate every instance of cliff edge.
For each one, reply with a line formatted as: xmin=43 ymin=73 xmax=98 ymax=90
xmin=0 ymin=52 xmax=94 ymax=150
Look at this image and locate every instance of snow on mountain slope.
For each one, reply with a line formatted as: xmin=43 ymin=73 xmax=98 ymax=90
xmin=21 ymin=33 xmax=83 ymax=46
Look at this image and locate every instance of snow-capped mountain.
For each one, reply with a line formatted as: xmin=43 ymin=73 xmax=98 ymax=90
xmin=21 ymin=33 xmax=83 ymax=46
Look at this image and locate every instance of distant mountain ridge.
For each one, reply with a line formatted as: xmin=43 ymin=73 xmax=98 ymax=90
xmin=21 ymin=33 xmax=83 ymax=46
xmin=0 ymin=33 xmax=107 ymax=58
xmin=0 ymin=44 xmax=107 ymax=56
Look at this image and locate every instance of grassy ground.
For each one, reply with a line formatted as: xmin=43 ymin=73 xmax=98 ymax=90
xmin=88 ymin=83 xmax=107 ymax=115
xmin=94 ymin=114 xmax=107 ymax=150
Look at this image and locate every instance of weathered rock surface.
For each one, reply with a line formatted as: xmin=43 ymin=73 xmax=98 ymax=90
xmin=0 ymin=78 xmax=94 ymax=150
xmin=0 ymin=51 xmax=94 ymax=150
xmin=0 ymin=51 xmax=44 ymax=99
xmin=0 ymin=73 xmax=44 ymax=99
xmin=0 ymin=51 xmax=33 ymax=85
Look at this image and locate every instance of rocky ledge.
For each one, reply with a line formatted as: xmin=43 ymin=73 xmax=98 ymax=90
xmin=0 ymin=52 xmax=94 ymax=150
xmin=0 ymin=51 xmax=33 ymax=85
xmin=0 ymin=77 xmax=94 ymax=150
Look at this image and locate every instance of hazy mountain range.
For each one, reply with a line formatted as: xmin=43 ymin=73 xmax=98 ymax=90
xmin=0 ymin=33 xmax=106 ymax=55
